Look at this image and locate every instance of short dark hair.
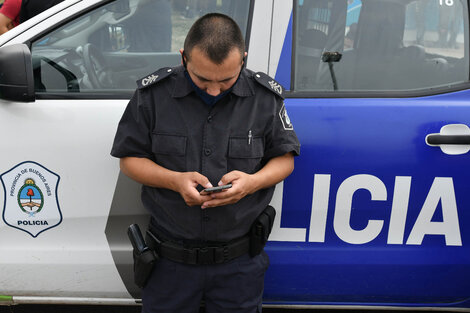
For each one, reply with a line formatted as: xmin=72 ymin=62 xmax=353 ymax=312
xmin=184 ymin=13 xmax=245 ymax=64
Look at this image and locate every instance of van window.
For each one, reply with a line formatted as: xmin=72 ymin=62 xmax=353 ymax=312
xmin=31 ymin=0 xmax=250 ymax=95
xmin=294 ymin=0 xmax=469 ymax=92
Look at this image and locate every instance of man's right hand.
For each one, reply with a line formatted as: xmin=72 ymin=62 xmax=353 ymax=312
xmin=173 ymin=172 xmax=213 ymax=207
xmin=120 ymin=157 xmax=213 ymax=208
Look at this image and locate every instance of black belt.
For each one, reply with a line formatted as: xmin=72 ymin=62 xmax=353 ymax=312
xmin=145 ymin=230 xmax=250 ymax=265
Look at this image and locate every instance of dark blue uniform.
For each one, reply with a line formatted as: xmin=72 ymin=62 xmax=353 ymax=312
xmin=111 ymin=65 xmax=300 ymax=313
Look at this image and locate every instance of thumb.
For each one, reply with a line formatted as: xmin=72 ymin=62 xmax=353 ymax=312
xmin=193 ymin=173 xmax=212 ymax=188
xmin=218 ymin=171 xmax=239 ymax=186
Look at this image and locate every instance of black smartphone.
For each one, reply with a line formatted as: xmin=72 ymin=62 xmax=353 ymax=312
xmin=201 ymin=183 xmax=232 ymax=194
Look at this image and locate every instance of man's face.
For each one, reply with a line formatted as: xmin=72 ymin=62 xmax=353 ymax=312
xmin=183 ymin=47 xmax=245 ymax=96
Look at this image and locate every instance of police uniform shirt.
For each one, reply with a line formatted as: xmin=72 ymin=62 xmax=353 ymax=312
xmin=111 ymin=65 xmax=300 ymax=242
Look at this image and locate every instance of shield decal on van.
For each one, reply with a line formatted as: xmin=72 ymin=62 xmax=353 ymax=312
xmin=1 ymin=161 xmax=62 ymax=238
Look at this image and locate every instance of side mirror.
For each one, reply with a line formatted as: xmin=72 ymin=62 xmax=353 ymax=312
xmin=0 ymin=43 xmax=34 ymax=102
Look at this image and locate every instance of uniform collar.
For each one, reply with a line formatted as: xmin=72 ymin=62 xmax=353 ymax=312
xmin=172 ymin=65 xmax=255 ymax=98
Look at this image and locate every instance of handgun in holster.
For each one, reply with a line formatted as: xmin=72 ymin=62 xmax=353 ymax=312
xmin=128 ymin=224 xmax=158 ymax=288
xmin=249 ymin=205 xmax=276 ymax=257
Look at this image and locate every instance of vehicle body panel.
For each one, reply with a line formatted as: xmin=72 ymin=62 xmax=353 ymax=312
xmin=0 ymin=0 xmax=469 ymax=310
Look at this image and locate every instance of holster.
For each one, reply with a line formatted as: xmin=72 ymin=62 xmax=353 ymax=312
xmin=128 ymin=224 xmax=158 ymax=288
xmin=133 ymin=248 xmax=158 ymax=289
xmin=249 ymin=205 xmax=276 ymax=257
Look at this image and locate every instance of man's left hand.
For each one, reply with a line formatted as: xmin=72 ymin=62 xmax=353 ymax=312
xmin=201 ymin=152 xmax=294 ymax=209
xmin=201 ymin=170 xmax=255 ymax=209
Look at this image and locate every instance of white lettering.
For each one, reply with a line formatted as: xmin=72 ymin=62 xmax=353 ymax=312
xmin=387 ymin=176 xmax=412 ymax=244
xmin=309 ymin=174 xmax=330 ymax=242
xmin=407 ymin=177 xmax=462 ymax=246
xmin=440 ymin=0 xmax=454 ymax=6
xmin=334 ymin=174 xmax=386 ymax=244
xmin=269 ymin=174 xmax=462 ymax=247
xmin=270 ymin=181 xmax=306 ymax=242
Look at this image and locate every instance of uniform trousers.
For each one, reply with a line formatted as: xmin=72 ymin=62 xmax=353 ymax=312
xmin=141 ymin=251 xmax=269 ymax=313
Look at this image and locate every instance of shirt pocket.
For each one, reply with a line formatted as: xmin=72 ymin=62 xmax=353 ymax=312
xmin=152 ymin=133 xmax=187 ymax=171
xmin=227 ymin=136 xmax=264 ymax=174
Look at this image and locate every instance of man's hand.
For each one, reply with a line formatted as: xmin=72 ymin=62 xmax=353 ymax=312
xmin=201 ymin=152 xmax=295 ymax=209
xmin=174 ymin=172 xmax=213 ymax=207
xmin=201 ymin=170 xmax=256 ymax=209
xmin=120 ymin=157 xmax=213 ymax=207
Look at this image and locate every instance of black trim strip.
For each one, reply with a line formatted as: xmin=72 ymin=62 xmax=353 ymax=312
xmin=35 ymin=92 xmax=133 ymax=100
xmin=284 ymin=82 xmax=470 ymax=99
xmin=291 ymin=0 xmax=297 ymax=91
xmin=245 ymin=0 xmax=255 ymax=55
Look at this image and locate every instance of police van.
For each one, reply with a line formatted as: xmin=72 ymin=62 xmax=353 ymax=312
xmin=0 ymin=0 xmax=469 ymax=311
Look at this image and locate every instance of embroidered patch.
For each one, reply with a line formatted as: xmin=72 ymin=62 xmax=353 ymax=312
xmin=268 ymin=80 xmax=283 ymax=95
xmin=137 ymin=67 xmax=173 ymax=89
xmin=279 ymin=103 xmax=293 ymax=130
xmin=141 ymin=74 xmax=159 ymax=87
xmin=253 ymin=72 xmax=284 ymax=98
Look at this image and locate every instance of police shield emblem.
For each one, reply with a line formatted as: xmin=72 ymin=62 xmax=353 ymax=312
xmin=279 ymin=103 xmax=294 ymax=131
xmin=1 ymin=161 xmax=62 ymax=237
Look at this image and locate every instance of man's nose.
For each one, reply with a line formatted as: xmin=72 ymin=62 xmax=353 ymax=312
xmin=206 ymin=85 xmax=221 ymax=96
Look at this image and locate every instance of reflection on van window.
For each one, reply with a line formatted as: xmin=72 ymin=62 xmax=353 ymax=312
xmin=295 ymin=0 xmax=469 ymax=92
xmin=31 ymin=0 xmax=250 ymax=94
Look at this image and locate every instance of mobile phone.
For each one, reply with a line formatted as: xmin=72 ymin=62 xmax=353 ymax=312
xmin=201 ymin=184 xmax=232 ymax=194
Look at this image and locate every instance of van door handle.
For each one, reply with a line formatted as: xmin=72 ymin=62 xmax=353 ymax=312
xmin=426 ymin=134 xmax=470 ymax=145
xmin=425 ymin=124 xmax=470 ymax=155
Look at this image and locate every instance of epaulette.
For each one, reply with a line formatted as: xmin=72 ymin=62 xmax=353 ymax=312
xmin=137 ymin=67 xmax=174 ymax=89
xmin=253 ymin=72 xmax=284 ymax=99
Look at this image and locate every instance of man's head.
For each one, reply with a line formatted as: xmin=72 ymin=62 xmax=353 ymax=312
xmin=183 ymin=13 xmax=245 ymax=65
xmin=181 ymin=13 xmax=247 ymax=96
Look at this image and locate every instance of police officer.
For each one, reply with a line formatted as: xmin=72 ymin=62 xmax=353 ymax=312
xmin=111 ymin=13 xmax=300 ymax=313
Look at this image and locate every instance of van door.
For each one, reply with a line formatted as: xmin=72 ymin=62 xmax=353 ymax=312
xmin=0 ymin=0 xmax=252 ymax=300
xmin=266 ymin=0 xmax=470 ymax=307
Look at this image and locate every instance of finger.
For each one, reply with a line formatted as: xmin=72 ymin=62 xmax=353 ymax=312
xmin=218 ymin=171 xmax=241 ymax=186
xmin=187 ymin=192 xmax=212 ymax=207
xmin=191 ymin=172 xmax=212 ymax=189
xmin=208 ymin=188 xmax=233 ymax=199
xmin=202 ymin=197 xmax=233 ymax=208
xmin=203 ymin=189 xmax=243 ymax=207
xmin=196 ymin=191 xmax=214 ymax=208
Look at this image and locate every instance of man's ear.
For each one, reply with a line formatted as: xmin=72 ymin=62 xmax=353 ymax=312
xmin=180 ymin=49 xmax=187 ymax=68
xmin=242 ymin=52 xmax=248 ymax=69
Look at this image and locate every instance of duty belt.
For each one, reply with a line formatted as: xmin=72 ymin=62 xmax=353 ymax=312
xmin=145 ymin=230 xmax=250 ymax=265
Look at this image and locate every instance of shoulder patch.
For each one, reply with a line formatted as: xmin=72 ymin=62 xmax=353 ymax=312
xmin=137 ymin=67 xmax=174 ymax=89
xmin=253 ymin=72 xmax=284 ymax=98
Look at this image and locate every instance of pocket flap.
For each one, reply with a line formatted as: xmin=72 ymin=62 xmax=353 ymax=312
xmin=152 ymin=133 xmax=187 ymax=156
xmin=229 ymin=137 xmax=264 ymax=159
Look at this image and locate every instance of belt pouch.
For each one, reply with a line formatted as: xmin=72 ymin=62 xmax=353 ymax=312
xmin=133 ymin=248 xmax=158 ymax=288
xmin=128 ymin=224 xmax=158 ymax=288
xmin=249 ymin=205 xmax=276 ymax=257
